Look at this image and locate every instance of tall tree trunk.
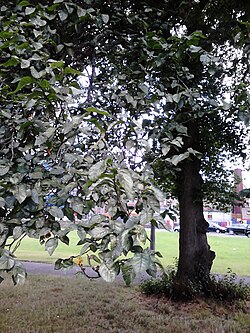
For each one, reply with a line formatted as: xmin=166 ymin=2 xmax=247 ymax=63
xmin=174 ymin=119 xmax=215 ymax=293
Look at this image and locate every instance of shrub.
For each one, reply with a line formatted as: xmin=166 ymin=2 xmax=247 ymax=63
xmin=140 ymin=266 xmax=250 ymax=303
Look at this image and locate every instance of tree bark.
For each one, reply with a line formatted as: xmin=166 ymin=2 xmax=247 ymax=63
xmin=174 ymin=119 xmax=215 ymax=293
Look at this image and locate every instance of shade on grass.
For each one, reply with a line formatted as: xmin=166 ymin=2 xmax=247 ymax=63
xmin=15 ymin=230 xmax=250 ymax=276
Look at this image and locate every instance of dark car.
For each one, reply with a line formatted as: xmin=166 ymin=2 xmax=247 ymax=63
xmin=173 ymin=225 xmax=180 ymax=232
xmin=227 ymin=223 xmax=250 ymax=236
xmin=246 ymin=225 xmax=250 ymax=238
xmin=207 ymin=222 xmax=227 ymax=233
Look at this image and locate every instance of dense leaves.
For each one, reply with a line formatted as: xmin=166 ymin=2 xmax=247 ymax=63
xmin=0 ymin=0 xmax=168 ymax=284
xmin=0 ymin=0 xmax=249 ymax=287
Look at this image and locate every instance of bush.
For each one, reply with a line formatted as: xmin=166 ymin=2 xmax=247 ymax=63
xmin=140 ymin=267 xmax=250 ymax=303
xmin=205 ymin=269 xmax=250 ymax=302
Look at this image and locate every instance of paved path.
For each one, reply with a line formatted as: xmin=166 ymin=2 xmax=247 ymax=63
xmin=22 ymin=261 xmax=250 ymax=285
xmin=23 ymin=261 xmax=79 ymax=276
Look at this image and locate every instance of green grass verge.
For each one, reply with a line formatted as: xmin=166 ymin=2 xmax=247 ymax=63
xmin=15 ymin=230 xmax=250 ymax=276
xmin=156 ymin=231 xmax=250 ymax=276
xmin=0 ymin=275 xmax=249 ymax=333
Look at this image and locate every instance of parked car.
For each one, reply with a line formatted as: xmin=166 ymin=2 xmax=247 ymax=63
xmin=227 ymin=223 xmax=250 ymax=236
xmin=246 ymin=225 xmax=250 ymax=238
xmin=207 ymin=222 xmax=227 ymax=233
xmin=173 ymin=225 xmax=180 ymax=232
xmin=174 ymin=223 xmax=227 ymax=233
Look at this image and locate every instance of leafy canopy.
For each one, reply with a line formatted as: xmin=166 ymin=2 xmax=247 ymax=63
xmin=0 ymin=0 xmax=249 ymax=284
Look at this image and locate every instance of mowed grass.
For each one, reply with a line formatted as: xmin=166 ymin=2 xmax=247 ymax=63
xmin=0 ymin=274 xmax=249 ymax=333
xmin=15 ymin=230 xmax=250 ymax=276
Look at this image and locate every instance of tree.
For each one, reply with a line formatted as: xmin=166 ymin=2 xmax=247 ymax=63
xmin=0 ymin=1 xmax=165 ymax=285
xmin=73 ymin=0 xmax=249 ymax=291
xmin=0 ymin=0 xmax=249 ymax=296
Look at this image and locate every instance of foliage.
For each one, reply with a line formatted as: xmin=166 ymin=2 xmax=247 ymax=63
xmin=140 ymin=266 xmax=250 ymax=303
xmin=0 ymin=0 xmax=167 ymax=285
xmin=0 ymin=0 xmax=249 ymax=290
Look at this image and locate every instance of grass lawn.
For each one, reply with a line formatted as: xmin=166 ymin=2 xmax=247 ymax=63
xmin=0 ymin=275 xmax=249 ymax=333
xmin=15 ymin=230 xmax=250 ymax=276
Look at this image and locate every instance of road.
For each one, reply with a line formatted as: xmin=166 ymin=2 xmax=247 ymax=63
xmin=22 ymin=261 xmax=250 ymax=285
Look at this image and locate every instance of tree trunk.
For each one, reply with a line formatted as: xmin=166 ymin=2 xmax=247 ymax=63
xmin=174 ymin=119 xmax=215 ymax=294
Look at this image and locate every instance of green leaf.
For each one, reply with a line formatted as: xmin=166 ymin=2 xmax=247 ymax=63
xmin=48 ymin=206 xmax=64 ymax=219
xmin=200 ymin=54 xmax=210 ymax=65
xmin=173 ymin=93 xmax=181 ymax=103
xmin=31 ymin=189 xmax=39 ymax=204
xmin=167 ymin=152 xmax=190 ymax=166
xmin=101 ymin=14 xmax=109 ymax=24
xmin=64 ymin=67 xmax=82 ymax=75
xmin=121 ymin=263 xmax=136 ymax=286
xmin=155 ymin=251 xmax=163 ymax=258
xmin=58 ymin=10 xmax=68 ymax=21
xmin=2 ymin=57 xmax=19 ymax=67
xmin=13 ymin=226 xmax=23 ymax=240
xmin=54 ymin=257 xmax=74 ymax=270
xmin=146 ymin=261 xmax=157 ymax=278
xmin=147 ymin=195 xmax=160 ymax=212
xmin=152 ymin=186 xmax=165 ymax=202
xmin=59 ymin=235 xmax=70 ymax=246
xmin=80 ymin=242 xmax=90 ymax=255
xmin=88 ymin=214 xmax=106 ymax=227
xmin=99 ymin=262 xmax=116 ymax=282
xmin=110 ymin=220 xmax=125 ymax=234
xmin=138 ymin=227 xmax=148 ymax=243
xmin=50 ymin=166 xmax=65 ymax=175
xmin=18 ymin=1 xmax=30 ymax=6
xmin=50 ymin=60 xmax=65 ymax=69
xmin=12 ymin=263 xmax=26 ymax=285
xmin=0 ymin=166 xmax=9 ymax=176
xmin=89 ymin=254 xmax=101 ymax=264
xmin=189 ymin=45 xmax=202 ymax=53
xmin=0 ymin=254 xmax=15 ymax=270
xmin=130 ymin=252 xmax=149 ymax=274
xmin=138 ymin=84 xmax=148 ymax=94
xmin=71 ymin=198 xmax=83 ymax=215
xmin=0 ymin=198 xmax=5 ymax=208
xmin=86 ymin=107 xmax=111 ymax=117
xmin=117 ymin=169 xmax=134 ymax=198
xmin=45 ymin=238 xmax=58 ymax=256
xmin=89 ymin=226 xmax=111 ymax=239
xmin=31 ymin=16 xmax=47 ymax=26
xmin=77 ymin=7 xmax=87 ymax=18
xmin=140 ymin=209 xmax=153 ymax=225
xmin=120 ymin=229 xmax=133 ymax=254
xmin=64 ymin=207 xmax=75 ymax=221
xmin=30 ymin=66 xmax=43 ymax=79
xmin=21 ymin=59 xmax=31 ymax=68
xmin=77 ymin=228 xmax=86 ymax=241
xmin=13 ymin=184 xmax=29 ymax=204
xmin=222 ymin=101 xmax=231 ymax=110
xmin=25 ymin=7 xmax=36 ymax=15
xmin=89 ymin=160 xmax=107 ymax=181
xmin=38 ymin=79 xmax=51 ymax=89
xmin=11 ymin=76 xmax=34 ymax=94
